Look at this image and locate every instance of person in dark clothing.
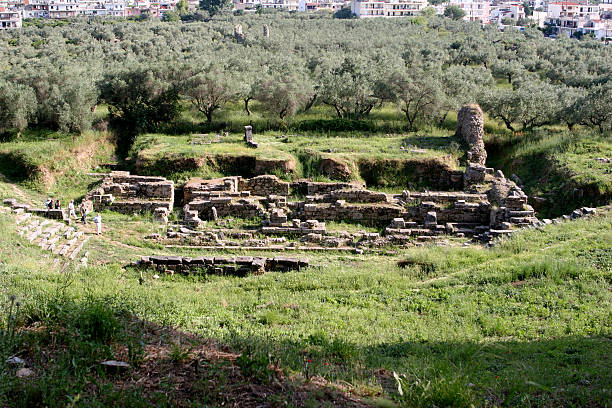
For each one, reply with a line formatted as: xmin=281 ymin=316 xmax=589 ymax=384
xmin=80 ymin=204 xmax=87 ymax=224
xmin=46 ymin=198 xmax=53 ymax=209
xmin=54 ymin=200 xmax=60 ymax=209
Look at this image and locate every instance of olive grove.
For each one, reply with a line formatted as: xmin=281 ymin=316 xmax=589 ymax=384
xmin=0 ymin=13 xmax=610 ymax=139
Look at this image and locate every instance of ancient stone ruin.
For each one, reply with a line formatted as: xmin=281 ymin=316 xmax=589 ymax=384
xmin=135 ymin=255 xmax=307 ymax=276
xmin=456 ymin=104 xmax=487 ymax=166
xmin=85 ymin=171 xmax=174 ymax=218
xmin=234 ymin=24 xmax=245 ymax=43
xmin=244 ymin=125 xmax=258 ymax=148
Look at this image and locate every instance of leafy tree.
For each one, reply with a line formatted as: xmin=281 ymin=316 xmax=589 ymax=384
xmin=333 ymin=8 xmax=355 ymax=19
xmin=199 ymin=0 xmax=231 ymax=17
xmin=162 ymin=11 xmax=181 ymax=22
xmin=577 ymin=82 xmax=612 ymax=133
xmin=0 ymin=82 xmax=36 ymax=137
xmin=255 ymin=74 xmax=311 ymax=120
xmin=183 ymin=64 xmax=237 ymax=122
xmin=420 ymin=7 xmax=436 ymax=18
xmin=99 ymin=67 xmax=182 ymax=154
xmin=318 ymin=57 xmax=383 ymax=120
xmin=444 ymin=5 xmax=466 ymax=20
xmin=490 ymin=59 xmax=526 ymax=84
xmin=176 ymin=0 xmax=189 ymax=15
xmin=523 ymin=1 xmax=533 ymax=16
xmin=480 ymin=80 xmax=559 ymax=132
xmin=384 ymin=69 xmax=445 ymax=131
xmin=555 ymin=86 xmax=586 ymax=131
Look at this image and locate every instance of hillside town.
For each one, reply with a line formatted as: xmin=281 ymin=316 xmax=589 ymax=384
xmin=0 ymin=0 xmax=611 ymax=39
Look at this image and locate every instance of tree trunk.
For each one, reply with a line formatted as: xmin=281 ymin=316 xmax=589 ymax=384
xmin=244 ymin=98 xmax=252 ymax=116
xmin=438 ymin=110 xmax=449 ymax=126
xmin=206 ymin=110 xmax=213 ymax=123
xmin=508 ymin=73 xmax=512 ymax=84
xmin=304 ymin=94 xmax=317 ymax=112
xmin=501 ymin=117 xmax=515 ymax=132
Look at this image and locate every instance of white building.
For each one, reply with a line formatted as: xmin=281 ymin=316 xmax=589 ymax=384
xmin=547 ymin=1 xmax=599 ymax=19
xmin=298 ymin=0 xmax=347 ymax=12
xmin=23 ymin=0 xmax=49 ymax=18
xmin=48 ymin=0 xmax=79 ymax=18
xmin=262 ymin=0 xmax=299 ymax=10
xmin=449 ymin=0 xmax=491 ymax=23
xmin=490 ymin=1 xmax=525 ymax=22
xmin=351 ymin=0 xmax=428 ymax=18
xmin=0 ymin=6 xmax=21 ymax=28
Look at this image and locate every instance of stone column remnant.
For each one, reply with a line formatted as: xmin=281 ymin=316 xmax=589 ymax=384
xmin=234 ymin=24 xmax=245 ymax=43
xmin=244 ymin=125 xmax=258 ymax=148
xmin=455 ymin=104 xmax=487 ymax=166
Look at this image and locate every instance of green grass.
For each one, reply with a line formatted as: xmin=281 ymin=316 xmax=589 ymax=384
xmin=0 ymin=174 xmax=610 ymax=406
xmin=487 ymin=129 xmax=612 ymax=217
xmin=0 ymin=129 xmax=115 ymax=204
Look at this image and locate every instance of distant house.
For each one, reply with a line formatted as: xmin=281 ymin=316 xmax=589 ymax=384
xmin=350 ymin=0 xmax=428 ymax=18
xmin=490 ymin=1 xmax=525 ymax=22
xmin=48 ymin=0 xmax=79 ymax=18
xmin=23 ymin=0 xmax=50 ymax=18
xmin=0 ymin=6 xmax=21 ymax=28
xmin=449 ymin=0 xmax=491 ymax=23
xmin=298 ymin=0 xmax=347 ymax=12
xmin=545 ymin=1 xmax=610 ymax=39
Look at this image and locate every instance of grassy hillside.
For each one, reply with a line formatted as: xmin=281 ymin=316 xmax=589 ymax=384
xmin=0 ymin=175 xmax=609 ymax=406
xmin=0 ymin=130 xmax=115 ymax=204
xmin=487 ymin=130 xmax=612 ymax=217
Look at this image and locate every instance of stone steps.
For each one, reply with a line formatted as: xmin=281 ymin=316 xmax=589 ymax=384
xmin=8 ymin=209 xmax=90 ymax=262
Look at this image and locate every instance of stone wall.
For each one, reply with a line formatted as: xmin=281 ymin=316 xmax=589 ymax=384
xmin=187 ymin=197 xmax=264 ymax=220
xmin=237 ymin=175 xmax=290 ymax=196
xmin=137 ymin=255 xmax=308 ymax=275
xmin=290 ymin=180 xmax=365 ymax=196
xmin=88 ymin=171 xmax=174 ymax=214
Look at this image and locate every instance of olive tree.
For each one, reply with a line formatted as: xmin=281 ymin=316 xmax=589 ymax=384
xmin=255 ymin=74 xmax=312 ymax=120
xmin=384 ymin=69 xmax=445 ymax=131
xmin=576 ymin=82 xmax=612 ymax=133
xmin=318 ymin=56 xmax=383 ymax=120
xmin=183 ymin=63 xmax=237 ymax=122
xmin=0 ymin=82 xmax=36 ymax=137
xmin=480 ymin=79 xmax=560 ymax=132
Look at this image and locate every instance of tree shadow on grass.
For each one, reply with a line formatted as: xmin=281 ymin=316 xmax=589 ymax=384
xmin=225 ymin=333 xmax=611 ymax=407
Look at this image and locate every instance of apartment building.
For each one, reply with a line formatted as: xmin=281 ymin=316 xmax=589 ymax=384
xmin=449 ymin=0 xmax=491 ymax=23
xmin=24 ymin=0 xmax=49 ymax=18
xmin=351 ymin=0 xmax=428 ymax=18
xmin=545 ymin=1 xmax=611 ymax=39
xmin=48 ymin=0 xmax=79 ymax=17
xmin=232 ymin=0 xmax=299 ymax=10
xmin=547 ymin=1 xmax=599 ymax=19
xmin=298 ymin=0 xmax=347 ymax=12
xmin=0 ymin=6 xmax=21 ymax=28
xmin=490 ymin=1 xmax=525 ymax=21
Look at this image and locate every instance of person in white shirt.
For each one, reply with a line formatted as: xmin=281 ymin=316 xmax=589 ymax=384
xmin=68 ymin=200 xmax=77 ymax=219
xmin=93 ymin=213 xmax=102 ymax=235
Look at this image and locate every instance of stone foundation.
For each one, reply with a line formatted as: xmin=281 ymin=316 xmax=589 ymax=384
xmin=136 ymin=255 xmax=308 ymax=275
xmin=87 ymin=171 xmax=174 ymax=215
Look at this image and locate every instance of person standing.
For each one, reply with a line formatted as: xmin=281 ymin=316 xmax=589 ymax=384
xmin=93 ymin=213 xmax=102 ymax=235
xmin=54 ymin=200 xmax=60 ymax=209
xmin=68 ymin=200 xmax=77 ymax=219
xmin=80 ymin=204 xmax=87 ymax=224
xmin=45 ymin=198 xmax=53 ymax=209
